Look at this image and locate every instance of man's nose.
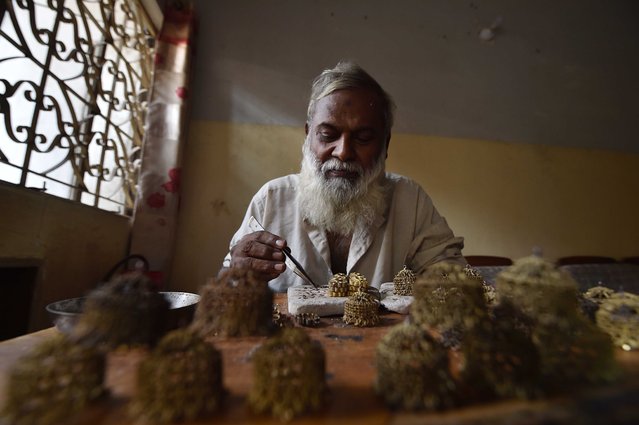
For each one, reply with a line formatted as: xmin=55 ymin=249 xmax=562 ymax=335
xmin=332 ymin=135 xmax=355 ymax=161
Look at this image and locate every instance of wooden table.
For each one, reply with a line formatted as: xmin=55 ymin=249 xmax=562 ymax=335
xmin=1 ymin=294 xmax=638 ymax=424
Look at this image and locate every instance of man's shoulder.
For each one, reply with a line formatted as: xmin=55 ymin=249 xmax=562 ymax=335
xmin=386 ymin=173 xmax=425 ymax=192
xmin=254 ymin=174 xmax=299 ymax=197
xmin=385 ymin=173 xmax=435 ymax=206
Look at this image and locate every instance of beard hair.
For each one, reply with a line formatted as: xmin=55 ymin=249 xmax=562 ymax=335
xmin=297 ymin=140 xmax=389 ymax=235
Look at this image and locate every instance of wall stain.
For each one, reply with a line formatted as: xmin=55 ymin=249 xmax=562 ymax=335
xmin=210 ymin=199 xmax=230 ymax=216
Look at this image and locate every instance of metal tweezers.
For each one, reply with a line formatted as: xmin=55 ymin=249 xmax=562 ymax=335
xmin=247 ymin=216 xmax=318 ymax=288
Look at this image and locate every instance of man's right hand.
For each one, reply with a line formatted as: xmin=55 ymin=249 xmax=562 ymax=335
xmin=229 ymin=231 xmax=287 ymax=282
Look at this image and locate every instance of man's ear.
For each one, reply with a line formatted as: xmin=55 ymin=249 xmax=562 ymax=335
xmin=305 ymin=122 xmax=309 ymax=136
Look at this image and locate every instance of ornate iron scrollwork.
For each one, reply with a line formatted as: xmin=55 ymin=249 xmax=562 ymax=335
xmin=0 ymin=0 xmax=155 ymax=214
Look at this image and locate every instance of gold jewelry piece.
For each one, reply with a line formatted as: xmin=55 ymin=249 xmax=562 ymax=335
xmin=343 ymin=291 xmax=380 ymax=327
xmin=192 ymin=268 xmax=274 ymax=337
xmin=463 ymin=264 xmax=496 ymax=305
xmin=375 ymin=322 xmax=455 ymax=410
xmin=131 ymin=329 xmax=224 ymax=422
xmin=348 ymin=272 xmax=369 ymax=294
xmin=411 ymin=262 xmax=488 ymax=335
xmin=327 ymin=273 xmax=349 ymax=297
xmin=295 ymin=312 xmax=321 ymax=327
xmin=71 ymin=272 xmax=169 ymax=350
xmin=496 ymin=255 xmax=579 ymax=318
xmin=248 ymin=328 xmax=326 ymax=421
xmin=393 ymin=265 xmax=416 ymax=296
xmin=272 ymin=304 xmax=294 ymax=328
xmin=596 ymin=292 xmax=639 ymax=351
xmin=583 ymin=285 xmax=616 ymax=304
xmin=2 ymin=335 xmax=105 ymax=425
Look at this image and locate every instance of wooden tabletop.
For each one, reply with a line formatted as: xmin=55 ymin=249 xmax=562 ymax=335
xmin=1 ymin=294 xmax=638 ymax=424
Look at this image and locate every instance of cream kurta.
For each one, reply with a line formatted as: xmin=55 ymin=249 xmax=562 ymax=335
xmin=223 ymin=173 xmax=465 ymax=292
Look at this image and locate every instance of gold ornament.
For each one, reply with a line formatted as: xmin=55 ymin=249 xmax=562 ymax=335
xmin=583 ymin=285 xmax=616 ymax=305
xmin=375 ymin=322 xmax=456 ymax=410
xmin=459 ymin=318 xmax=541 ymax=400
xmin=2 ymin=335 xmax=105 ymax=425
xmin=596 ymin=291 xmax=639 ymax=351
xmin=533 ymin=314 xmax=618 ymax=392
xmin=411 ymin=262 xmax=488 ymax=345
xmin=495 ymin=255 xmax=579 ymax=318
xmin=348 ymin=272 xmax=369 ymax=294
xmin=393 ymin=265 xmax=416 ymax=296
xmin=192 ymin=268 xmax=273 ymax=337
xmin=71 ymin=272 xmax=169 ymax=350
xmin=130 ymin=329 xmax=224 ymax=423
xmin=327 ymin=273 xmax=349 ymax=297
xmin=272 ymin=304 xmax=294 ymax=328
xmin=295 ymin=312 xmax=321 ymax=327
xmin=463 ymin=264 xmax=496 ymax=306
xmin=343 ymin=291 xmax=380 ymax=327
xmin=248 ymin=328 xmax=325 ymax=421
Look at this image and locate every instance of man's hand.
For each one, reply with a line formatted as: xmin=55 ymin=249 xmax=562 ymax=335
xmin=229 ymin=231 xmax=287 ymax=282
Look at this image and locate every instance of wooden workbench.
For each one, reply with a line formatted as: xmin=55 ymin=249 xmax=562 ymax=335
xmin=1 ymin=294 xmax=638 ymax=424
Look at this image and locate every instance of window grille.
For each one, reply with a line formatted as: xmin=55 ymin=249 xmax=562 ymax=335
xmin=0 ymin=0 xmax=156 ymax=215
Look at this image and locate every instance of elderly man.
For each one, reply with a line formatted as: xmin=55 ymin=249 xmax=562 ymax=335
xmin=222 ymin=61 xmax=465 ymax=291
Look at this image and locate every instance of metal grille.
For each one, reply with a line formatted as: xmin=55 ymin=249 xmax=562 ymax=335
xmin=0 ymin=0 xmax=156 ymax=215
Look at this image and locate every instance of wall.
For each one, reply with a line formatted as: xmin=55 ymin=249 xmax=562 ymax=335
xmin=388 ymin=134 xmax=639 ymax=260
xmin=189 ymin=0 xmax=639 ymax=152
xmin=169 ymin=0 xmax=639 ymax=292
xmin=0 ymin=183 xmax=130 ymax=331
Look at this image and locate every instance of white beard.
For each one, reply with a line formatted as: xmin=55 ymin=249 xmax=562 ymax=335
xmin=297 ymin=140 xmax=389 ymax=235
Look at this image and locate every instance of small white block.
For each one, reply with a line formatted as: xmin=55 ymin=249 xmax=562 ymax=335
xmin=379 ymin=282 xmax=413 ymax=315
xmin=287 ymin=285 xmax=347 ymax=316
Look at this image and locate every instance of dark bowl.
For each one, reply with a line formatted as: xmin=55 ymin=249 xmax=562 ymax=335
xmin=45 ymin=291 xmax=200 ymax=335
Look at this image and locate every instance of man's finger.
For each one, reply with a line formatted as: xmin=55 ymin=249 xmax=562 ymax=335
xmin=252 ymin=230 xmax=287 ymax=250
xmin=230 ymin=255 xmax=285 ymax=277
xmin=238 ymin=239 xmax=283 ymax=261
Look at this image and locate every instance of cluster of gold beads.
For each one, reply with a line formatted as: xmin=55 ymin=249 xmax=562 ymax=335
xmin=348 ymin=272 xmax=369 ymax=294
xmin=327 ymin=273 xmax=349 ymax=297
xmin=295 ymin=312 xmax=321 ymax=327
xmin=328 ymin=272 xmax=370 ymax=297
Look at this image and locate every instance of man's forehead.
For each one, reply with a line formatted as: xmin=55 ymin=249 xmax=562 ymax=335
xmin=311 ymin=88 xmax=385 ymax=123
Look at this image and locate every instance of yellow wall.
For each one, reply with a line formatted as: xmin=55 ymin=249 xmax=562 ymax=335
xmin=170 ymin=120 xmax=639 ymax=293
xmin=0 ymin=183 xmax=130 ymax=331
xmin=386 ymin=134 xmax=639 ymax=260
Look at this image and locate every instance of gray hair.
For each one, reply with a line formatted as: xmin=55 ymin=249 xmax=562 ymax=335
xmin=306 ymin=61 xmax=395 ymax=137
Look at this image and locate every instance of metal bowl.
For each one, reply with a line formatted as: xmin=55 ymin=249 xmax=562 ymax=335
xmin=45 ymin=291 xmax=200 ymax=335
xmin=162 ymin=291 xmax=201 ymax=330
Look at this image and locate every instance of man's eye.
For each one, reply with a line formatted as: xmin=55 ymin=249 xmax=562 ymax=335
xmin=320 ymin=132 xmax=337 ymax=141
xmin=356 ymin=133 xmax=375 ymax=143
